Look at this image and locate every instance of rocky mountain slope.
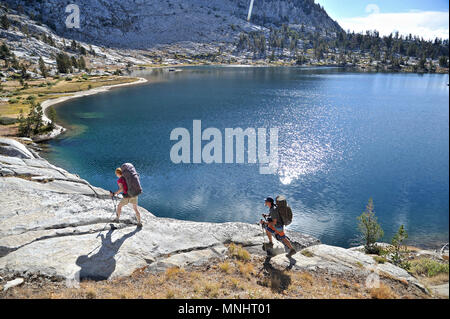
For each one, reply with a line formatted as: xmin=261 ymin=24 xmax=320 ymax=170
xmin=0 ymin=137 xmax=436 ymax=298
xmin=3 ymin=0 xmax=342 ymax=49
xmin=0 ymin=4 xmax=155 ymax=74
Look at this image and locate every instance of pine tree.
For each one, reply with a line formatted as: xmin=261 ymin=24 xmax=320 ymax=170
xmin=78 ymin=56 xmax=86 ymax=70
xmin=0 ymin=43 xmax=10 ymax=60
xmin=17 ymin=109 xmax=30 ymax=137
xmin=71 ymin=40 xmax=78 ymax=51
xmin=439 ymin=56 xmax=448 ymax=68
xmin=357 ymin=198 xmax=384 ymax=254
xmin=56 ymin=53 xmax=72 ymax=73
xmin=11 ymin=53 xmax=19 ymax=69
xmin=47 ymin=106 xmax=56 ymax=130
xmin=1 ymin=15 xmax=10 ymax=30
xmin=390 ymin=225 xmax=410 ymax=270
xmin=71 ymin=56 xmax=78 ymax=69
xmin=21 ymin=64 xmax=30 ymax=80
xmin=32 ymin=103 xmax=44 ymax=134
xmin=38 ymin=56 xmax=47 ymax=78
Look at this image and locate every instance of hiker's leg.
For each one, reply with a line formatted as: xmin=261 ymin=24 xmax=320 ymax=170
xmin=132 ymin=204 xmax=141 ymax=224
xmin=282 ymin=237 xmax=293 ymax=250
xmin=265 ymin=229 xmax=273 ymax=243
xmin=116 ymin=201 xmax=125 ymax=219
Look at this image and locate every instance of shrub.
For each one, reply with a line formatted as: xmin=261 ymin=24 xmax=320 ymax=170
xmin=410 ymin=258 xmax=449 ymax=277
xmin=301 ymin=249 xmax=313 ymax=257
xmin=85 ymin=289 xmax=96 ymax=299
xmin=373 ymin=256 xmax=387 ymax=264
xmin=0 ymin=117 xmax=19 ymax=125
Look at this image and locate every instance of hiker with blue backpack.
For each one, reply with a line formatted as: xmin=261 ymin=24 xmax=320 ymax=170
xmin=260 ymin=196 xmax=296 ymax=257
xmin=110 ymin=163 xmax=143 ymax=227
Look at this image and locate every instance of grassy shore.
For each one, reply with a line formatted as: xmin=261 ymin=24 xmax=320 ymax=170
xmin=0 ymin=74 xmax=143 ymax=137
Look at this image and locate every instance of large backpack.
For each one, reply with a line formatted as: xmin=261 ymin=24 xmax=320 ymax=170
xmin=120 ymin=163 xmax=142 ymax=197
xmin=276 ymin=195 xmax=293 ymax=226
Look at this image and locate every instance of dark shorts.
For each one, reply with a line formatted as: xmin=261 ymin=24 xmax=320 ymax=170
xmin=264 ymin=223 xmax=286 ymax=240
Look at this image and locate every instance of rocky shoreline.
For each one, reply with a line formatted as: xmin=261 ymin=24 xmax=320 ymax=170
xmin=1 ymin=137 xmax=448 ymax=298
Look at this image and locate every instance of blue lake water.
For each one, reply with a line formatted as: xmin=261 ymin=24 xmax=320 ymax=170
xmin=45 ymin=67 xmax=449 ymax=248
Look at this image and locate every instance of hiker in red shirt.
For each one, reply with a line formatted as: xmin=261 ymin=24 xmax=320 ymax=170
xmin=111 ymin=167 xmax=142 ymax=227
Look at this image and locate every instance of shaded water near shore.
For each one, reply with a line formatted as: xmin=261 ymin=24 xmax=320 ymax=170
xmin=44 ymin=66 xmax=449 ymax=248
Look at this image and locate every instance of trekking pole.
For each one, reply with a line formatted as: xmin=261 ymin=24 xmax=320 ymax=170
xmin=111 ymin=192 xmax=117 ymax=212
xmin=260 ymin=215 xmax=268 ymax=248
xmin=96 ymin=192 xmax=118 ymax=238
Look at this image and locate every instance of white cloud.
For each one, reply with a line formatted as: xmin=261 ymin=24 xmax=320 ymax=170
xmin=339 ymin=10 xmax=449 ymax=40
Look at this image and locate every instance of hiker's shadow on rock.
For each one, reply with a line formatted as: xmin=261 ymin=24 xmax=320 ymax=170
xmin=261 ymin=255 xmax=292 ymax=293
xmin=75 ymin=225 xmax=141 ymax=281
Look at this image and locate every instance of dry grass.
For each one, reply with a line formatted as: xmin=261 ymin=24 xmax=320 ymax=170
xmin=165 ymin=290 xmax=176 ymax=299
xmin=165 ymin=266 xmax=185 ymax=280
xmin=369 ymin=283 xmax=397 ymax=299
xmin=236 ymin=261 xmax=255 ymax=278
xmin=1 ymin=254 xmax=431 ymax=299
xmin=229 ymin=277 xmax=243 ymax=290
xmin=228 ymin=243 xmax=251 ymax=261
xmin=85 ymin=288 xmax=97 ymax=299
xmin=218 ymin=261 xmax=233 ymax=274
xmin=420 ymin=273 xmax=449 ymax=286
xmin=202 ymin=282 xmax=221 ymax=298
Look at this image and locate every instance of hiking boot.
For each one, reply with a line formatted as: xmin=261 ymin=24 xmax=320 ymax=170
xmin=137 ymin=222 xmax=143 ymax=228
xmin=263 ymin=242 xmax=274 ymax=251
xmin=113 ymin=217 xmax=119 ymax=223
xmin=287 ymin=248 xmax=297 ymax=257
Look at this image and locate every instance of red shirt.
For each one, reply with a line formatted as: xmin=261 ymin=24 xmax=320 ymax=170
xmin=117 ymin=177 xmax=128 ymax=194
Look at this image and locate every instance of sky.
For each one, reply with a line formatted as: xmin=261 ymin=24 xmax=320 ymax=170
xmin=314 ymin=0 xmax=449 ymax=40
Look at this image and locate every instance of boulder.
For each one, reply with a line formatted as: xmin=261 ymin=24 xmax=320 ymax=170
xmin=0 ymin=138 xmax=35 ymax=159
xmin=2 ymin=278 xmax=24 ymax=291
xmin=429 ymin=283 xmax=449 ymax=298
xmin=270 ymin=244 xmax=427 ymax=293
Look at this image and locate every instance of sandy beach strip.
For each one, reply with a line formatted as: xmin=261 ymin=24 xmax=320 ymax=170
xmin=35 ymin=77 xmax=148 ymax=141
